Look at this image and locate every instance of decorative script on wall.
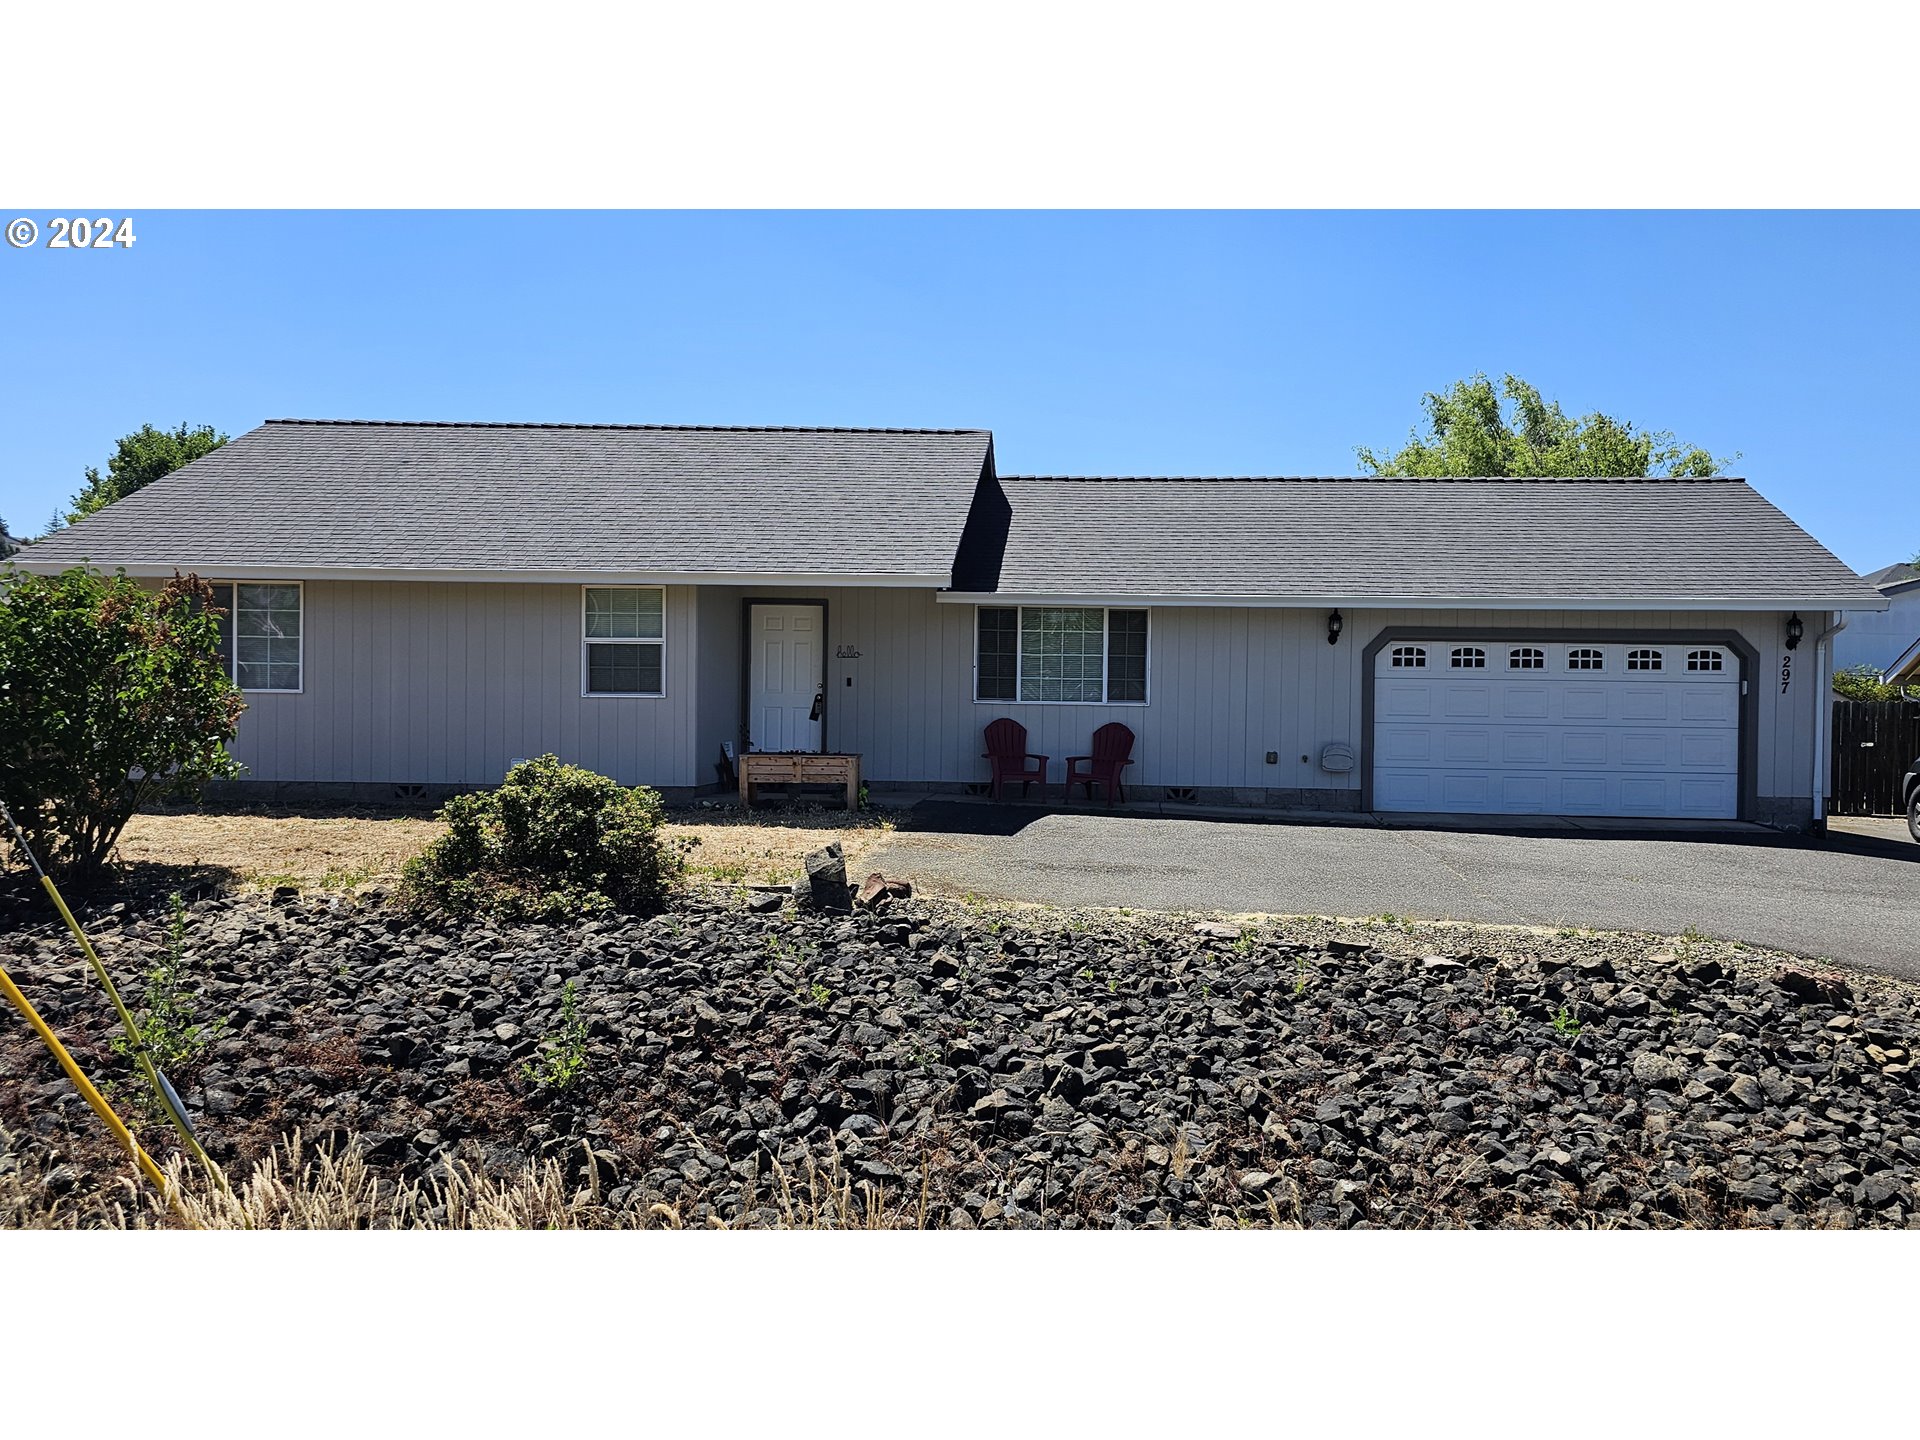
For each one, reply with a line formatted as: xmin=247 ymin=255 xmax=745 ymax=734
xmin=836 ymin=645 xmax=863 ymax=659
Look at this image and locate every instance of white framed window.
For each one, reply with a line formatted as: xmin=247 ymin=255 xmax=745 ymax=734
xmin=1509 ymin=646 xmax=1545 ymax=670
xmin=1568 ymin=647 xmax=1605 ymax=671
xmin=582 ymin=586 xmax=666 ymax=697
xmin=1390 ymin=645 xmax=1427 ymax=668
xmin=1449 ymin=646 xmax=1487 ymax=669
xmin=974 ymin=606 xmax=1148 ymax=704
xmin=1686 ymin=649 xmax=1725 ymax=672
xmin=208 ymin=582 xmax=303 ymax=693
xmin=1627 ymin=648 xmax=1664 ymax=671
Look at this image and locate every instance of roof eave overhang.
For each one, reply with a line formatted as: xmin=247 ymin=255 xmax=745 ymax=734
xmin=935 ymin=591 xmax=1890 ymax=612
xmin=7 ymin=559 xmax=955 ymax=588
xmin=1886 ymin=637 xmax=1920 ymax=685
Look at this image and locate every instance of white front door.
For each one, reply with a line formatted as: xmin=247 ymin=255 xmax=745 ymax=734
xmin=748 ymin=603 xmax=825 ymax=753
xmin=1373 ymin=639 xmax=1742 ymax=818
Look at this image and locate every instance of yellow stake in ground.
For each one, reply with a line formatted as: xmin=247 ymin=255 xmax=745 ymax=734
xmin=1 ymin=799 xmax=228 ymax=1216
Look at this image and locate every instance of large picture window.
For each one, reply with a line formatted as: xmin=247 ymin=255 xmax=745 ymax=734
xmin=583 ymin=586 xmax=665 ymax=696
xmin=208 ymin=582 xmax=302 ymax=692
xmin=975 ymin=606 xmax=1149 ymax=704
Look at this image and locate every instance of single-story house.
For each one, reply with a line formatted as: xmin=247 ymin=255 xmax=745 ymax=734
xmin=13 ymin=419 xmax=1886 ymax=829
xmin=1835 ymin=561 xmax=1920 ymax=679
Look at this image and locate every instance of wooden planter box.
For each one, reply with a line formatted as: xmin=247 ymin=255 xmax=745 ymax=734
xmin=739 ymin=751 xmax=860 ymax=811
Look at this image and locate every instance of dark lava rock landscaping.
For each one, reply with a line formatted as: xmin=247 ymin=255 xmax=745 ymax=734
xmin=3 ymin=886 xmax=1918 ymax=1227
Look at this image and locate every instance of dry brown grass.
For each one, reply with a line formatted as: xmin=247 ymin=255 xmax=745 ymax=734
xmin=1 ymin=1128 xmax=932 ymax=1230
xmin=671 ymin=805 xmax=897 ymax=887
xmin=109 ymin=803 xmax=897 ymax=894
xmin=116 ymin=808 xmax=443 ymax=892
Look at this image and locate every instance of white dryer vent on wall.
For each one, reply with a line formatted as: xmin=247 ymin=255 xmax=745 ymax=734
xmin=1319 ymin=742 xmax=1356 ymax=773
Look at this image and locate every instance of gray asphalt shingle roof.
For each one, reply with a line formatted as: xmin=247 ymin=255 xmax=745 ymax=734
xmin=1860 ymin=561 xmax=1920 ymax=592
xmin=16 ymin=420 xmax=1877 ymax=608
xmin=21 ymin=420 xmax=994 ymax=582
xmin=979 ymin=475 xmax=1880 ymax=607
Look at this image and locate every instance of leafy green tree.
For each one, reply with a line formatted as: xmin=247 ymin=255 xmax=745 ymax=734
xmin=0 ymin=566 xmax=245 ymax=887
xmin=68 ymin=422 xmax=229 ymax=521
xmin=0 ymin=517 xmax=15 ymax=558
xmin=1358 ymin=374 xmax=1734 ymax=478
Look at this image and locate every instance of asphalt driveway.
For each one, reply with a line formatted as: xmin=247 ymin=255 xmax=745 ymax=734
xmin=867 ymin=804 xmax=1920 ymax=978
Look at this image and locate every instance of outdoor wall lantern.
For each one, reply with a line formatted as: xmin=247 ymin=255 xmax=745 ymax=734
xmin=1785 ymin=613 xmax=1804 ymax=650
xmin=1327 ymin=609 xmax=1344 ymax=646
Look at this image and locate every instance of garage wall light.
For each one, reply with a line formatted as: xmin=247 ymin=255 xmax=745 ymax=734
xmin=1327 ymin=609 xmax=1343 ymax=646
xmin=1785 ymin=613 xmax=1804 ymax=650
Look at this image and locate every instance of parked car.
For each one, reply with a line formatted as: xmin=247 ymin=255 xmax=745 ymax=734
xmin=1907 ymin=756 xmax=1920 ymax=843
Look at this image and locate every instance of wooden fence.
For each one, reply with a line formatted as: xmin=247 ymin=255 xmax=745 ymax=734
xmin=1829 ymin=699 xmax=1920 ymax=815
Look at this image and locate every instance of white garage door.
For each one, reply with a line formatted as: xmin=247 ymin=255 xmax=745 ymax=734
xmin=1373 ymin=640 xmax=1741 ymax=818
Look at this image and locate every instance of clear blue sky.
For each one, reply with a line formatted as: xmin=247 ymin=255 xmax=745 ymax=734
xmin=2 ymin=210 xmax=1912 ymax=569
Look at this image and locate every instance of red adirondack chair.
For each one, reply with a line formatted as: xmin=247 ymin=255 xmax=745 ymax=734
xmin=983 ymin=718 xmax=1048 ymax=800
xmin=1064 ymin=722 xmax=1134 ymax=806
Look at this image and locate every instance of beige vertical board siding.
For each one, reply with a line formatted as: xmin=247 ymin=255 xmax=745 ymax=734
xmin=736 ymin=592 xmax=1368 ymax=792
xmin=225 ymin=583 xmax=1816 ymax=808
xmin=694 ymin=586 xmax=743 ymax=783
xmin=229 ymin=581 xmax=700 ymax=789
xmin=1759 ymin=611 xmax=1797 ymax=798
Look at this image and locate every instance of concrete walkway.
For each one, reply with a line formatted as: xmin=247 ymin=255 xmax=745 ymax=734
xmin=867 ymin=801 xmax=1920 ymax=979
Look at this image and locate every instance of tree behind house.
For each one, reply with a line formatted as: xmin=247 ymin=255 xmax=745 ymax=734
xmin=68 ymin=422 xmax=229 ymax=521
xmin=1357 ymin=374 xmax=1734 ymax=478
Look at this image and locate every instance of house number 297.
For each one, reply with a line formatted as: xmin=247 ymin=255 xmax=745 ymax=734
xmin=1780 ymin=653 xmax=1792 ymax=694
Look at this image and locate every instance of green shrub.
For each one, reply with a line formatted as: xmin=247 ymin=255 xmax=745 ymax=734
xmin=0 ymin=565 xmax=244 ymax=886
xmin=401 ymin=755 xmax=688 ymax=921
xmin=1832 ymin=665 xmax=1913 ymax=703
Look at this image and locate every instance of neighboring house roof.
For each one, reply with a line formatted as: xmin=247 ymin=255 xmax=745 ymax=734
xmin=1861 ymin=561 xmax=1920 ymax=590
xmin=1887 ymin=637 xmax=1920 ymax=685
xmin=949 ymin=475 xmax=1882 ymax=610
xmin=14 ymin=420 xmax=1881 ymax=611
xmin=17 ymin=420 xmax=996 ymax=586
